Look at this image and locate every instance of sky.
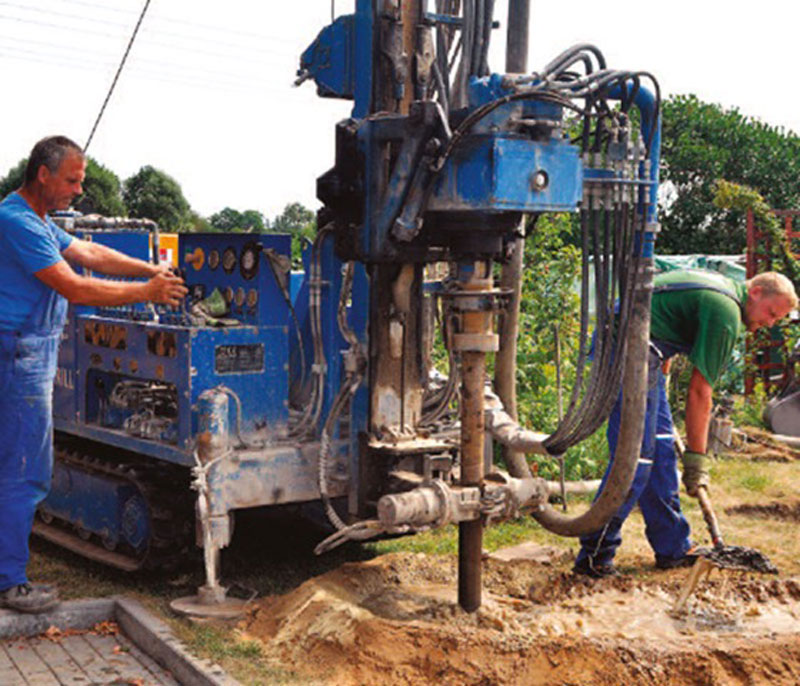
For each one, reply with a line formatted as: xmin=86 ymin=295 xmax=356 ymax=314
xmin=1 ymin=1 xmax=799 ymax=221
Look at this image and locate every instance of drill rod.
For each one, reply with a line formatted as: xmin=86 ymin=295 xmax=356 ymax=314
xmin=457 ymin=261 xmax=493 ymax=612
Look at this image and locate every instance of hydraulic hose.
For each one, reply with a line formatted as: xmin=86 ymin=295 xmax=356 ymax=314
xmin=532 ymin=263 xmax=654 ymax=536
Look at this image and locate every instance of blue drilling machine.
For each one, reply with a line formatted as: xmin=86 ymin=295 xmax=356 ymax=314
xmin=40 ymin=0 xmax=662 ymax=615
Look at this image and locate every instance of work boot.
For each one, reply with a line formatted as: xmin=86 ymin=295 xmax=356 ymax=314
xmin=655 ymin=548 xmax=701 ymax=570
xmin=0 ymin=583 xmax=59 ymax=614
xmin=573 ymin=557 xmax=619 ymax=578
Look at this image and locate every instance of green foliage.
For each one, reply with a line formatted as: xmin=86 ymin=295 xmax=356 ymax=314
xmin=209 ymin=206 xmax=266 ymax=233
xmin=713 ymin=179 xmax=800 ymax=286
xmin=269 ymin=202 xmax=317 ymax=266
xmin=123 ymin=165 xmax=191 ymax=232
xmin=76 ymin=158 xmax=126 ymax=216
xmin=516 ymin=213 xmax=609 ymax=480
xmin=730 ymin=382 xmax=768 ymax=429
xmin=187 ymin=210 xmax=213 ymax=233
xmin=0 ymin=158 xmax=25 ymax=199
xmin=660 ymin=94 xmax=800 ymax=254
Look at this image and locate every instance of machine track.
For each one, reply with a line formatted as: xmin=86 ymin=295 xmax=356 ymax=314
xmin=33 ymin=434 xmax=196 ymax=572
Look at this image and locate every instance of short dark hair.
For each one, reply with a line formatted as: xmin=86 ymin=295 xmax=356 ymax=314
xmin=24 ymin=136 xmax=83 ymax=185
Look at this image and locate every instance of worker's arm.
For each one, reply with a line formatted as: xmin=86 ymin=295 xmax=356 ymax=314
xmin=684 ymin=366 xmax=713 ymax=454
xmin=34 ymin=260 xmax=187 ymax=307
xmin=680 ymin=366 xmax=713 ymax=496
xmin=62 ymin=238 xmax=169 ymax=278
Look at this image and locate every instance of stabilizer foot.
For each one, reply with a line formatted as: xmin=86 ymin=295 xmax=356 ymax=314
xmin=170 ymin=589 xmax=249 ymax=621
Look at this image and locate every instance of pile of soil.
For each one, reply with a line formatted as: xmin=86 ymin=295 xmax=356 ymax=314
xmin=732 ymin=427 xmax=800 ymax=462
xmin=726 ymin=499 xmax=800 ymax=522
xmin=242 ymin=551 xmax=800 ymax=686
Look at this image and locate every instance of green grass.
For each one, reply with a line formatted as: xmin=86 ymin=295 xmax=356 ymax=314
xmin=170 ymin=623 xmax=300 ymax=686
xmin=713 ymin=457 xmax=773 ymax=494
xmin=737 ymin=472 xmax=771 ymax=492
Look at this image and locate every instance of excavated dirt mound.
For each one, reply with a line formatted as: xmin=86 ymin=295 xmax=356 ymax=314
xmin=733 ymin=427 xmax=800 ymax=462
xmin=242 ymin=552 xmax=800 ymax=686
xmin=726 ymin=499 xmax=800 ymax=522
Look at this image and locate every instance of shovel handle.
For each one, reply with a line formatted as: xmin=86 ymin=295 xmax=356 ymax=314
xmin=696 ymin=485 xmax=724 ymax=549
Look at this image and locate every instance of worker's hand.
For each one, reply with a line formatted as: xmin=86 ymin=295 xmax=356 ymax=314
xmin=145 ymin=271 xmax=188 ymax=306
xmin=681 ymin=450 xmax=710 ymax=497
xmin=153 ymin=262 xmax=175 ymax=276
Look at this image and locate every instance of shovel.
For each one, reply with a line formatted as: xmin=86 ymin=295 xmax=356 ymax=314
xmin=674 ymin=434 xmax=778 ymax=574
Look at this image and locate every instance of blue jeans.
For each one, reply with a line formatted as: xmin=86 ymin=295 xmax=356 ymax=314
xmin=575 ymin=367 xmax=692 ymax=569
xmin=0 ymin=332 xmax=60 ymax=590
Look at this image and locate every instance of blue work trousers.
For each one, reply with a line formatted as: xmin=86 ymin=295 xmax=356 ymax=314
xmin=0 ymin=331 xmax=60 ymax=591
xmin=575 ymin=367 xmax=692 ymax=569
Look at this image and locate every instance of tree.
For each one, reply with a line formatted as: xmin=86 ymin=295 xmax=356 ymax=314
xmin=75 ymin=158 xmax=126 ymax=216
xmin=659 ymin=94 xmax=800 ymax=254
xmin=269 ymin=202 xmax=316 ymax=266
xmin=208 ymin=207 xmax=241 ymax=232
xmin=123 ymin=165 xmax=191 ymax=232
xmin=0 ymin=159 xmax=25 ymax=199
xmin=187 ymin=210 xmax=213 ymax=233
xmin=208 ymin=207 xmax=266 ymax=233
xmin=240 ymin=209 xmax=265 ymax=232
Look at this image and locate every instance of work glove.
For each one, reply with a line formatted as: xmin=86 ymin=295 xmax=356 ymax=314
xmin=681 ymin=450 xmax=710 ymax=497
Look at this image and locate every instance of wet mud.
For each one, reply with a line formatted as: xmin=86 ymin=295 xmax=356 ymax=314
xmin=242 ymin=551 xmax=800 ymax=686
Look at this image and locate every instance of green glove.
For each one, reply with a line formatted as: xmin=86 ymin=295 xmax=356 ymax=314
xmin=681 ymin=450 xmax=710 ymax=497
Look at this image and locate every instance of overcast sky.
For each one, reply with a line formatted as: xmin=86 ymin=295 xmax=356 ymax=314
xmin=1 ymin=1 xmax=799 ymax=220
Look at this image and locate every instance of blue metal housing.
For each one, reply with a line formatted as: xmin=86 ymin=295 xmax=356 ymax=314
xmin=427 ymin=136 xmax=583 ymax=213
xmin=52 ymin=232 xmax=293 ymax=467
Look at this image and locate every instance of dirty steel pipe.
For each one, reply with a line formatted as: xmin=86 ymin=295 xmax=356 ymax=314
xmin=455 ymin=261 xmax=496 ymax=612
xmin=495 ymin=0 xmax=532 ymax=480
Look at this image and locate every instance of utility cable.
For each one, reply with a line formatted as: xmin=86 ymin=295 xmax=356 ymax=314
xmin=84 ymin=0 xmax=152 ymax=153
xmin=0 ymin=37 xmax=280 ymax=90
xmin=51 ymin=0 xmax=298 ymax=46
xmin=0 ymin=1 xmax=293 ymax=57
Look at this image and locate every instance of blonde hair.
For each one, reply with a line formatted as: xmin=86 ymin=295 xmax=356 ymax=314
xmin=747 ymin=272 xmax=799 ymax=309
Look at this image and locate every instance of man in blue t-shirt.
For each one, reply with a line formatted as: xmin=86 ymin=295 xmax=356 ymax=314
xmin=0 ymin=136 xmax=188 ymax=613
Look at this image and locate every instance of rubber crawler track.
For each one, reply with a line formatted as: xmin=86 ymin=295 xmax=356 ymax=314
xmin=33 ymin=433 xmax=196 ymax=572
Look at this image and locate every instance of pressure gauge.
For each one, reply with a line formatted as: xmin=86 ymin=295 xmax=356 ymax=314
xmin=247 ymin=289 xmax=258 ymax=308
xmin=234 ymin=287 xmax=246 ymax=307
xmin=222 ymin=247 xmax=237 ymax=274
xmin=208 ymin=249 xmax=220 ymax=271
xmin=240 ymin=242 xmax=260 ymax=280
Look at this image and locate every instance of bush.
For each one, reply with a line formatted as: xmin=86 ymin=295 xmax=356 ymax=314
xmin=515 ymin=213 xmax=609 ymax=481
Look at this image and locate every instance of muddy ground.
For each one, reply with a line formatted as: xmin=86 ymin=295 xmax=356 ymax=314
xmin=240 ymin=429 xmax=800 ymax=685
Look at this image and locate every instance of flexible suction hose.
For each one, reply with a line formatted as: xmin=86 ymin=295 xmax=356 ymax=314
xmin=531 ymin=262 xmax=653 ymax=536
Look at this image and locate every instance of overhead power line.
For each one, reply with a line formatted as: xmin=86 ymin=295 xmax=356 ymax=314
xmin=0 ymin=13 xmax=297 ymax=66
xmin=52 ymin=0 xmax=298 ymax=46
xmin=84 ymin=0 xmax=152 ymax=152
xmin=0 ymin=1 xmax=296 ymax=56
xmin=0 ymin=32 xmax=280 ymax=85
xmin=0 ymin=42 xmax=290 ymax=94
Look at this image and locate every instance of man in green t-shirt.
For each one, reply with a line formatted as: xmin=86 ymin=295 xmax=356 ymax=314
xmin=574 ymin=270 xmax=797 ymax=577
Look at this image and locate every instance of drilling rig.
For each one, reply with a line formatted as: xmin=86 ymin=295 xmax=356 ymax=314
xmin=39 ymin=0 xmax=662 ymax=616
